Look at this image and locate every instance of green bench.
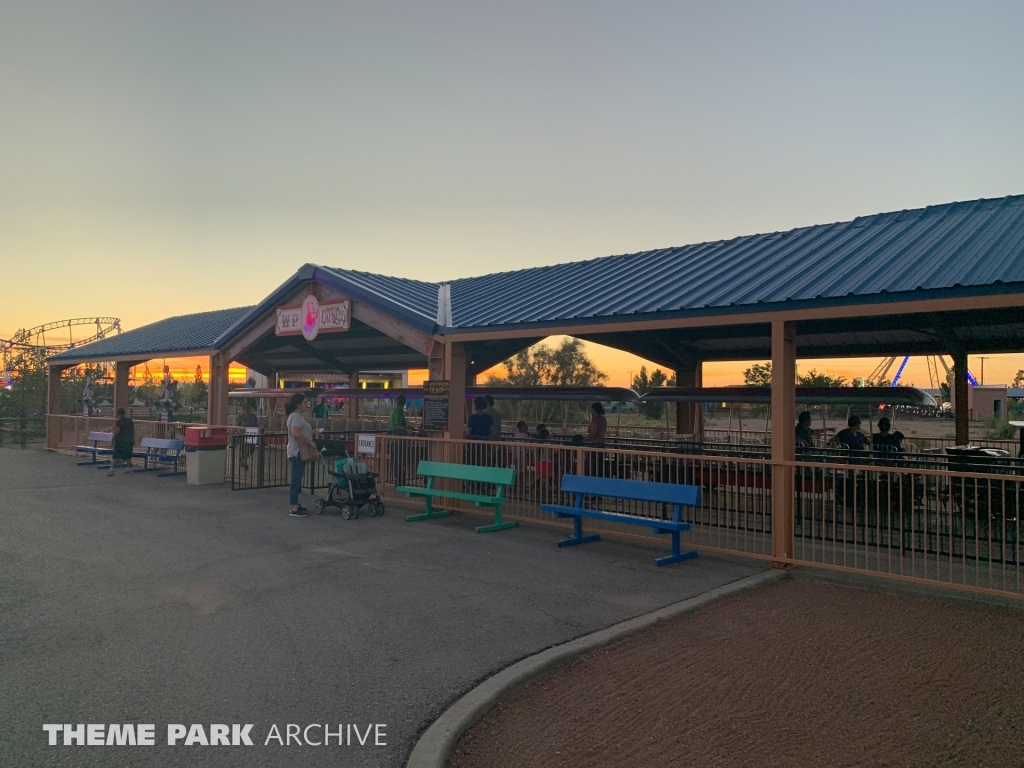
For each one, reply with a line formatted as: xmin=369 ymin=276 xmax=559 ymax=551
xmin=397 ymin=460 xmax=516 ymax=533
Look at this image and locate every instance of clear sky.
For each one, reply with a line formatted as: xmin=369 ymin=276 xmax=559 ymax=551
xmin=3 ymin=1 xmax=1023 ymax=386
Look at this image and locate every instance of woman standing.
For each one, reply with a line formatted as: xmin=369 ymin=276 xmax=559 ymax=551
xmin=286 ymin=393 xmax=317 ymax=517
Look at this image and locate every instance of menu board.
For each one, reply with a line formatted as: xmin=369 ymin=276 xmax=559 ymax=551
xmin=422 ymin=380 xmax=450 ymax=431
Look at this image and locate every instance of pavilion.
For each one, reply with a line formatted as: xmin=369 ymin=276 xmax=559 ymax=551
xmin=49 ymin=193 xmax=1024 ymax=561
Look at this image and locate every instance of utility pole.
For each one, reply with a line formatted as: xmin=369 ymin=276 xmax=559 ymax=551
xmin=979 ymin=356 xmax=989 ymax=385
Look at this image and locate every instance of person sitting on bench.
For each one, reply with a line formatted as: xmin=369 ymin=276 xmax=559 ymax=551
xmin=836 ymin=415 xmax=868 ymax=451
xmin=872 ymin=417 xmax=904 ymax=453
xmin=795 ymin=411 xmax=815 ymax=449
xmin=108 ymin=408 xmax=135 ymax=476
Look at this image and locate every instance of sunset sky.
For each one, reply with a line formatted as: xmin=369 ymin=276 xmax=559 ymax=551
xmin=3 ymin=2 xmax=1023 ymax=387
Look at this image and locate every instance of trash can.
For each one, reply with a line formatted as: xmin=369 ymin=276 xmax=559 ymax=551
xmin=184 ymin=427 xmax=229 ymax=486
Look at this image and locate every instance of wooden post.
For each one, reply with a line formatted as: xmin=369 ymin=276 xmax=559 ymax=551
xmin=46 ymin=364 xmax=68 ymax=450
xmin=348 ymin=371 xmax=359 ymax=422
xmin=771 ymin=321 xmax=796 ymax=564
xmin=444 ymin=342 xmax=467 ymax=439
xmin=208 ymin=354 xmax=230 ymax=426
xmin=47 ymin=364 xmax=67 ymax=415
xmin=113 ymin=361 xmax=131 ymax=416
xmin=953 ymin=350 xmax=970 ymax=445
xmin=675 ymin=363 xmax=703 ymax=438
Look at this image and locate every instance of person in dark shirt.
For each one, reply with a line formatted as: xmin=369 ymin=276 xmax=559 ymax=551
xmin=108 ymin=407 xmax=135 ymax=476
xmin=236 ymin=402 xmax=259 ymax=428
xmin=872 ymin=417 xmax=904 ymax=453
xmin=795 ymin=411 xmax=815 ymax=448
xmin=465 ymin=396 xmax=493 ymax=439
xmin=836 ymin=415 xmax=867 ymax=451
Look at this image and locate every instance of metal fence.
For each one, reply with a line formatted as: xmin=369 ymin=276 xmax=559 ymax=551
xmin=43 ymin=414 xmax=1024 ymax=597
xmin=47 ymin=415 xmax=251 ymax=478
xmin=229 ymin=431 xmax=376 ymax=492
xmin=373 ymin=435 xmax=1024 ymax=598
xmin=0 ymin=417 xmax=47 ymax=447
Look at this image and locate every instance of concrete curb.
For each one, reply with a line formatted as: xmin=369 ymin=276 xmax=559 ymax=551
xmin=406 ymin=567 xmax=789 ymax=768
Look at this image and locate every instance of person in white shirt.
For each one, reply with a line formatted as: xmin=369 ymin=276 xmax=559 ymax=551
xmin=286 ymin=392 xmax=317 ymax=517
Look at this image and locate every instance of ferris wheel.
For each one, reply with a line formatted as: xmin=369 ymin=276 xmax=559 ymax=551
xmin=1 ymin=317 xmax=121 ymax=375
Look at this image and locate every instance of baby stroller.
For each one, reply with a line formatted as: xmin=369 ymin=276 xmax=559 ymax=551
xmin=314 ymin=443 xmax=384 ymax=520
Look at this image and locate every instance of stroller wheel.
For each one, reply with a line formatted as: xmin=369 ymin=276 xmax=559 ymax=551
xmin=372 ymin=501 xmax=385 ymax=517
xmin=314 ymin=499 xmax=326 ymax=515
xmin=341 ymin=504 xmax=352 ymax=520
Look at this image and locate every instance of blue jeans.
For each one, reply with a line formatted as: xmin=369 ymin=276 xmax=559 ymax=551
xmin=289 ymin=455 xmax=305 ymax=506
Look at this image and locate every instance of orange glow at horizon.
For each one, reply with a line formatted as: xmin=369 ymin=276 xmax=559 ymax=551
xmin=115 ymin=345 xmax=1024 ymax=391
xmin=480 ymin=337 xmax=1024 ymax=390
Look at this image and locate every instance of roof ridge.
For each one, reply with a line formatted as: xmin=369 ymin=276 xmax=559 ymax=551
xmin=330 ymin=267 xmax=439 ymax=288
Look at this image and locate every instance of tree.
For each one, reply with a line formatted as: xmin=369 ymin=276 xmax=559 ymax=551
xmin=798 ymin=369 xmax=847 ymax=388
xmin=743 ymin=362 xmax=772 ymax=387
xmin=190 ymin=365 xmax=207 ymax=408
xmin=489 ymin=338 xmax=608 ymax=424
xmin=742 ymin=363 xmax=847 ymax=388
xmin=0 ymin=348 xmax=47 ymax=419
xmin=631 ymin=366 xmax=673 ymax=420
xmin=495 ymin=338 xmax=607 ymax=388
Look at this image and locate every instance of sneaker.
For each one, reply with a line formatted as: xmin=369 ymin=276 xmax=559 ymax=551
xmin=107 ymin=470 xmax=115 ymax=477
xmin=289 ymin=509 xmax=309 ymax=517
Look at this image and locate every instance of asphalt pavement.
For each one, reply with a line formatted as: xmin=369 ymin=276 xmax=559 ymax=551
xmin=0 ymin=448 xmax=762 ymax=768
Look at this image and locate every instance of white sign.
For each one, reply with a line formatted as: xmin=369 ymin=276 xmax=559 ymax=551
xmin=276 ymin=297 xmax=351 ymax=339
xmin=356 ymin=433 xmax=377 ymax=454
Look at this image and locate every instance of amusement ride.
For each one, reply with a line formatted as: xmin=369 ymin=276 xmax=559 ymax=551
xmin=0 ymin=317 xmax=121 ymax=384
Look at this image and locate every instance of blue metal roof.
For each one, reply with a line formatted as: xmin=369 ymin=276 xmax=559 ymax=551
xmin=446 ymin=194 xmax=1024 ymax=329
xmin=314 ymin=267 xmax=438 ymax=328
xmin=49 ymin=307 xmax=253 ymax=362
xmin=49 ymin=193 xmax=1024 ymax=364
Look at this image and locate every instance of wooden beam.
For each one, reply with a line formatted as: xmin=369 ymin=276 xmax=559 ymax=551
xmin=208 ymin=354 xmax=230 ymax=426
xmin=349 ymin=371 xmax=359 ymax=419
xmin=47 ymin=364 xmax=69 ymax=416
xmin=953 ymin=349 xmax=970 ymax=444
xmin=313 ymin=284 xmax=435 ymax=356
xmin=771 ymin=321 xmax=796 ymax=565
xmin=674 ymin=364 xmax=702 ymax=437
xmin=112 ymin=361 xmax=134 ymax=416
xmin=291 ymin=338 xmax=355 ymax=374
xmin=218 ymin=312 xmax=278 ymax=365
xmin=445 ymin=342 xmax=468 ymax=437
xmin=441 ymin=292 xmax=1024 ymax=343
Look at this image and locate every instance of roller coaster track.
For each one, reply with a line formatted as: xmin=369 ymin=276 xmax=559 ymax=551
xmin=1 ymin=317 xmax=121 ymax=369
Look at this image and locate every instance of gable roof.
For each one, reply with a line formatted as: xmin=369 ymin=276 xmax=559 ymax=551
xmin=49 ymin=193 xmax=1024 ymax=364
xmin=445 ymin=194 xmax=1024 ymax=330
xmin=48 ymin=307 xmax=252 ymax=363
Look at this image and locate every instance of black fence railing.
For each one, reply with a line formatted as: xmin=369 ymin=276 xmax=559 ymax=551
xmin=230 ymin=431 xmax=365 ymax=491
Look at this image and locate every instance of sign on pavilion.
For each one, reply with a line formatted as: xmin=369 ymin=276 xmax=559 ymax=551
xmin=275 ymin=295 xmax=351 ymax=341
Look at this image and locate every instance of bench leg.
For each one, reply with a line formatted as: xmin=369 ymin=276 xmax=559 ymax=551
xmin=653 ymin=530 xmax=698 ymax=567
xmin=157 ymin=459 xmax=185 ymax=478
xmin=475 ymin=504 xmax=516 ymax=534
xmin=404 ymin=494 xmax=451 ymax=523
xmin=557 ymin=515 xmax=601 ymax=548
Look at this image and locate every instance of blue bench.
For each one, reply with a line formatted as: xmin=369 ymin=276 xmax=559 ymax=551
xmin=541 ymin=475 xmax=701 ymax=567
xmin=75 ymin=432 xmax=113 ymax=465
xmin=134 ymin=438 xmax=186 ymax=477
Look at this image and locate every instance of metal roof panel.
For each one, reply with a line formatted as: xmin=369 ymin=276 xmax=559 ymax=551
xmin=48 ymin=307 xmax=253 ymax=363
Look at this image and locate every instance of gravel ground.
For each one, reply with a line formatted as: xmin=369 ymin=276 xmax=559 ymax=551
xmin=450 ymin=578 xmax=1024 ymax=768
